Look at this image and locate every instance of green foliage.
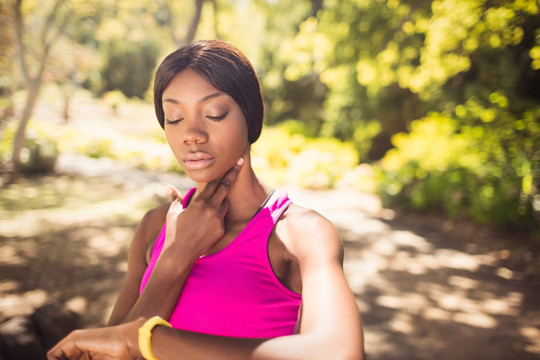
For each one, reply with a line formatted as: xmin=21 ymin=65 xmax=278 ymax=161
xmin=352 ymin=120 xmax=381 ymax=163
xmin=278 ymin=119 xmax=313 ymax=137
xmin=378 ymin=111 xmax=538 ymax=229
xmin=0 ymin=121 xmax=59 ymax=173
xmin=252 ymin=125 xmax=358 ymax=189
xmin=102 ymin=90 xmax=127 ymax=112
xmin=100 ymin=39 xmax=162 ymax=98
xmin=279 ymin=0 xmax=540 ymax=154
xmin=0 ymin=122 xmax=16 ymax=162
xmin=76 ymin=137 xmax=114 ymax=159
xmin=18 ymin=135 xmax=59 ymax=174
xmin=250 ymin=0 xmax=331 ymax=134
xmin=287 ymin=137 xmax=358 ymax=189
xmin=261 ymin=0 xmax=540 ymax=230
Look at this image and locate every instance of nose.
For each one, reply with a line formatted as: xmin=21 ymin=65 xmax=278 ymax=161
xmin=183 ymin=121 xmax=208 ymax=144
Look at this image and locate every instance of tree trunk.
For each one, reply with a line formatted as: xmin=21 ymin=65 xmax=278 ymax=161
xmin=63 ymin=94 xmax=70 ymax=124
xmin=12 ymin=79 xmax=40 ymax=168
xmin=211 ymin=0 xmax=220 ymax=39
xmin=62 ymin=81 xmax=71 ymax=123
xmin=183 ymin=0 xmax=205 ymax=46
xmin=11 ymin=0 xmax=67 ymax=169
xmin=163 ymin=0 xmax=207 ymax=47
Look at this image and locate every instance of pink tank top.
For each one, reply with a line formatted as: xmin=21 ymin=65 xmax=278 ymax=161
xmin=140 ymin=189 xmax=302 ymax=338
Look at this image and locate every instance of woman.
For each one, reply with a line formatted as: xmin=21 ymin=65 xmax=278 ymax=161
xmin=48 ymin=40 xmax=364 ymax=360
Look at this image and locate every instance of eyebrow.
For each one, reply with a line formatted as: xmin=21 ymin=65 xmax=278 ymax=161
xmin=163 ymin=92 xmax=226 ymax=104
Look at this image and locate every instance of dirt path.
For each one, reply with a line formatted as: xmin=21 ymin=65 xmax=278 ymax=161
xmin=285 ymin=187 xmax=540 ymax=359
xmin=1 ymin=154 xmax=539 ymax=360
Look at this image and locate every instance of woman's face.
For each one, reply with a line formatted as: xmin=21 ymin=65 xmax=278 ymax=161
xmin=162 ymin=69 xmax=249 ymax=184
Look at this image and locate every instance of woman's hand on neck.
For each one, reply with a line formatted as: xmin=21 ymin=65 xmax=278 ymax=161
xmin=196 ymin=151 xmax=271 ymax=227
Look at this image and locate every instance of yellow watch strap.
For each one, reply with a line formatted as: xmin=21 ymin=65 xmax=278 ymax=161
xmin=138 ymin=316 xmax=172 ymax=360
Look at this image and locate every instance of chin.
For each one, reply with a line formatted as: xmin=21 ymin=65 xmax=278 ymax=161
xmin=184 ymin=167 xmax=228 ymax=184
xmin=187 ymin=174 xmax=213 ymax=184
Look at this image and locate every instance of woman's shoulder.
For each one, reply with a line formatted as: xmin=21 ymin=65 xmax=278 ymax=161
xmin=277 ymin=202 xmax=344 ymax=264
xmin=280 ymin=203 xmax=336 ymax=233
xmin=136 ymin=202 xmax=170 ymax=244
xmin=142 ymin=202 xmax=170 ymax=226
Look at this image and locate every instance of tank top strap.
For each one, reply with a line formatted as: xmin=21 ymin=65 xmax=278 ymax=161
xmin=267 ymin=190 xmax=292 ymax=223
xmin=251 ymin=190 xmax=292 ymax=245
xmin=182 ymin=188 xmax=197 ymax=209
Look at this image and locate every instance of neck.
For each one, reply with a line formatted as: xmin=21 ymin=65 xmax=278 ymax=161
xmin=196 ymin=153 xmax=272 ymax=226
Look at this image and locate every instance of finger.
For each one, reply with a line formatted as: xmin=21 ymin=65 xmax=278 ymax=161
xmin=53 ymin=337 xmax=82 ymax=360
xmin=47 ymin=342 xmax=71 ymax=360
xmin=211 ymin=156 xmax=244 ymax=204
xmin=218 ymin=198 xmax=230 ymax=219
xmin=167 ymin=197 xmax=183 ymax=218
xmin=166 ymin=185 xmax=183 ymax=203
xmin=197 ymin=177 xmax=222 ymax=200
xmin=47 ymin=337 xmax=67 ymax=359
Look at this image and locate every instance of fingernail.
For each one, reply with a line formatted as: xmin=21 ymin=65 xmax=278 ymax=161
xmin=166 ymin=185 xmax=174 ymax=194
xmin=237 ymin=156 xmax=245 ymax=166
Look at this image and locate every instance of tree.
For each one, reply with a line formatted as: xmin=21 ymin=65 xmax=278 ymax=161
xmin=96 ymin=0 xmax=213 ymax=99
xmin=259 ymin=0 xmax=539 ymax=227
xmin=316 ymin=0 xmax=539 ymax=228
xmin=10 ymin=0 xmax=72 ymax=168
xmin=253 ymin=0 xmax=328 ymax=133
xmin=151 ymin=0 xmax=223 ymax=48
xmin=0 ymin=2 xmax=15 ymax=130
xmin=48 ymin=38 xmax=101 ymax=122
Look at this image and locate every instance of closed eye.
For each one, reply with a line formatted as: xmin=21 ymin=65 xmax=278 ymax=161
xmin=165 ymin=118 xmax=183 ymax=125
xmin=207 ymin=112 xmax=228 ymax=122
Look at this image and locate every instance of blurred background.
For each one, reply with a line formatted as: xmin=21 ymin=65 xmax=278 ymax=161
xmin=0 ymin=0 xmax=539 ymax=359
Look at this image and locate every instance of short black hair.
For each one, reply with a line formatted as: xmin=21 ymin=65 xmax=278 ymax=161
xmin=153 ymin=40 xmax=264 ymax=144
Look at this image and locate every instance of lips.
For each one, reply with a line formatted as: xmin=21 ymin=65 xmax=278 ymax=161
xmin=182 ymin=152 xmax=216 ymax=170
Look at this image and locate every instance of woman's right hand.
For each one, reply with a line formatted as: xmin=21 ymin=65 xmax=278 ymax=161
xmin=47 ymin=318 xmax=144 ymax=360
xmin=163 ymin=156 xmax=244 ymax=262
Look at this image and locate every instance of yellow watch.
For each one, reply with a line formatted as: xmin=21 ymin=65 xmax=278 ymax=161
xmin=138 ymin=316 xmax=172 ymax=360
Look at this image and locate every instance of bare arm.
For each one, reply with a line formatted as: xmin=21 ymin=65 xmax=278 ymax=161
xmin=250 ymin=209 xmax=364 ymax=359
xmin=107 ymin=203 xmax=169 ymax=326
xmin=49 ymin=207 xmax=364 ymax=360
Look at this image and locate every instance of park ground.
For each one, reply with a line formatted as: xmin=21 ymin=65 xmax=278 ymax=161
xmin=1 ymin=92 xmax=539 ymax=359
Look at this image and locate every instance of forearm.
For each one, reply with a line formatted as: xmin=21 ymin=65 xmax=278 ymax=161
xmin=150 ymin=326 xmax=264 ymax=360
xmin=149 ymin=327 xmax=360 ymax=360
xmin=121 ymin=253 xmax=195 ymax=323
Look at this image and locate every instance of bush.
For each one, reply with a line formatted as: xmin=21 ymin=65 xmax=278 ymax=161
xmin=287 ymin=138 xmax=358 ymax=189
xmin=377 ymin=111 xmax=538 ymax=229
xmin=352 ymin=120 xmax=381 ymax=163
xmin=19 ymin=135 xmax=59 ymax=173
xmin=0 ymin=122 xmax=16 ymax=162
xmin=252 ymin=126 xmax=359 ymax=189
xmin=0 ymin=122 xmax=59 ymax=173
xmin=100 ymin=39 xmax=161 ymax=99
xmin=102 ymin=90 xmax=127 ymax=113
